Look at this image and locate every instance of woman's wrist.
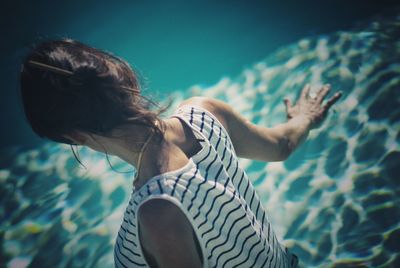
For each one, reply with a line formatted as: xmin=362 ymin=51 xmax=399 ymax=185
xmin=288 ymin=114 xmax=313 ymax=131
xmin=282 ymin=114 xmax=312 ymax=152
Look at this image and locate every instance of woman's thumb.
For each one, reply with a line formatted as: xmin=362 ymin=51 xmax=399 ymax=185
xmin=283 ymin=98 xmax=292 ymax=109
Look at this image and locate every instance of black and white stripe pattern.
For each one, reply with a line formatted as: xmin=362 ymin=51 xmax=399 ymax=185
xmin=114 ymin=104 xmax=299 ymax=268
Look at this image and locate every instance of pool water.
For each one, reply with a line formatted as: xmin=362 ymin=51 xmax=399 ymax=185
xmin=1 ymin=12 xmax=400 ymax=268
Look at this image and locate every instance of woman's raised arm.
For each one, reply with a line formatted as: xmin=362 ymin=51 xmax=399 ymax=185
xmin=198 ymin=84 xmax=342 ymax=162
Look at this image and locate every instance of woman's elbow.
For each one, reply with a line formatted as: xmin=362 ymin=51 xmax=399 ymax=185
xmin=277 ymin=136 xmax=295 ymax=161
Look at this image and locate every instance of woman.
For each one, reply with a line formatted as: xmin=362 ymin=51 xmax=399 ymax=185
xmin=19 ymin=38 xmax=341 ymax=268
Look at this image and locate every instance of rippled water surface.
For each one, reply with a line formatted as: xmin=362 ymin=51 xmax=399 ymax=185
xmin=1 ymin=13 xmax=400 ymax=268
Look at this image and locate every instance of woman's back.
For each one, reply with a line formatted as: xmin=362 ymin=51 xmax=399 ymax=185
xmin=114 ymin=103 xmax=299 ymax=268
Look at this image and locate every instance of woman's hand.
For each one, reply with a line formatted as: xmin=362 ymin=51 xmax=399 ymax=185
xmin=283 ymin=84 xmax=342 ymax=129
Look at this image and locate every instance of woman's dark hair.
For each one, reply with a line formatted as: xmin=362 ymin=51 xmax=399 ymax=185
xmin=19 ymin=38 xmax=173 ymax=168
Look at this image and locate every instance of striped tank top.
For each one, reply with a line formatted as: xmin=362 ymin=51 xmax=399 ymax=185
xmin=114 ymin=104 xmax=299 ymax=268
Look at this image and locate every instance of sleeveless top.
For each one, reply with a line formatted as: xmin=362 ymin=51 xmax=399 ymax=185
xmin=114 ymin=104 xmax=299 ymax=268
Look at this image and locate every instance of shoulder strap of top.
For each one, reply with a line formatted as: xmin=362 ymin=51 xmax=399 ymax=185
xmin=170 ymin=104 xmax=208 ymax=142
xmin=172 ymin=104 xmax=237 ymax=156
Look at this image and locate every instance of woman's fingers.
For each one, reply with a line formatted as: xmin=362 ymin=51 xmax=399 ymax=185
xmin=283 ymin=98 xmax=292 ymax=109
xmin=285 ymin=84 xmax=342 ymax=126
xmin=283 ymin=98 xmax=292 ymax=117
xmin=316 ymin=84 xmax=331 ymax=103
xmin=323 ymin=91 xmax=342 ymax=111
xmin=283 ymin=98 xmax=292 ymax=119
xmin=300 ymin=84 xmax=311 ymax=100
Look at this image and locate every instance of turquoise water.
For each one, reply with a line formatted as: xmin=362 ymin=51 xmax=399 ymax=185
xmin=1 ymin=13 xmax=400 ymax=268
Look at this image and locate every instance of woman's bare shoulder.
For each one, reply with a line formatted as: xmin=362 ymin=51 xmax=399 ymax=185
xmin=177 ymin=96 xmax=230 ymax=131
xmin=177 ymin=96 xmax=208 ymax=108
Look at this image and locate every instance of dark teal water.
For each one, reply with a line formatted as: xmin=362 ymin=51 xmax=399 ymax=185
xmin=1 ymin=10 xmax=400 ymax=268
